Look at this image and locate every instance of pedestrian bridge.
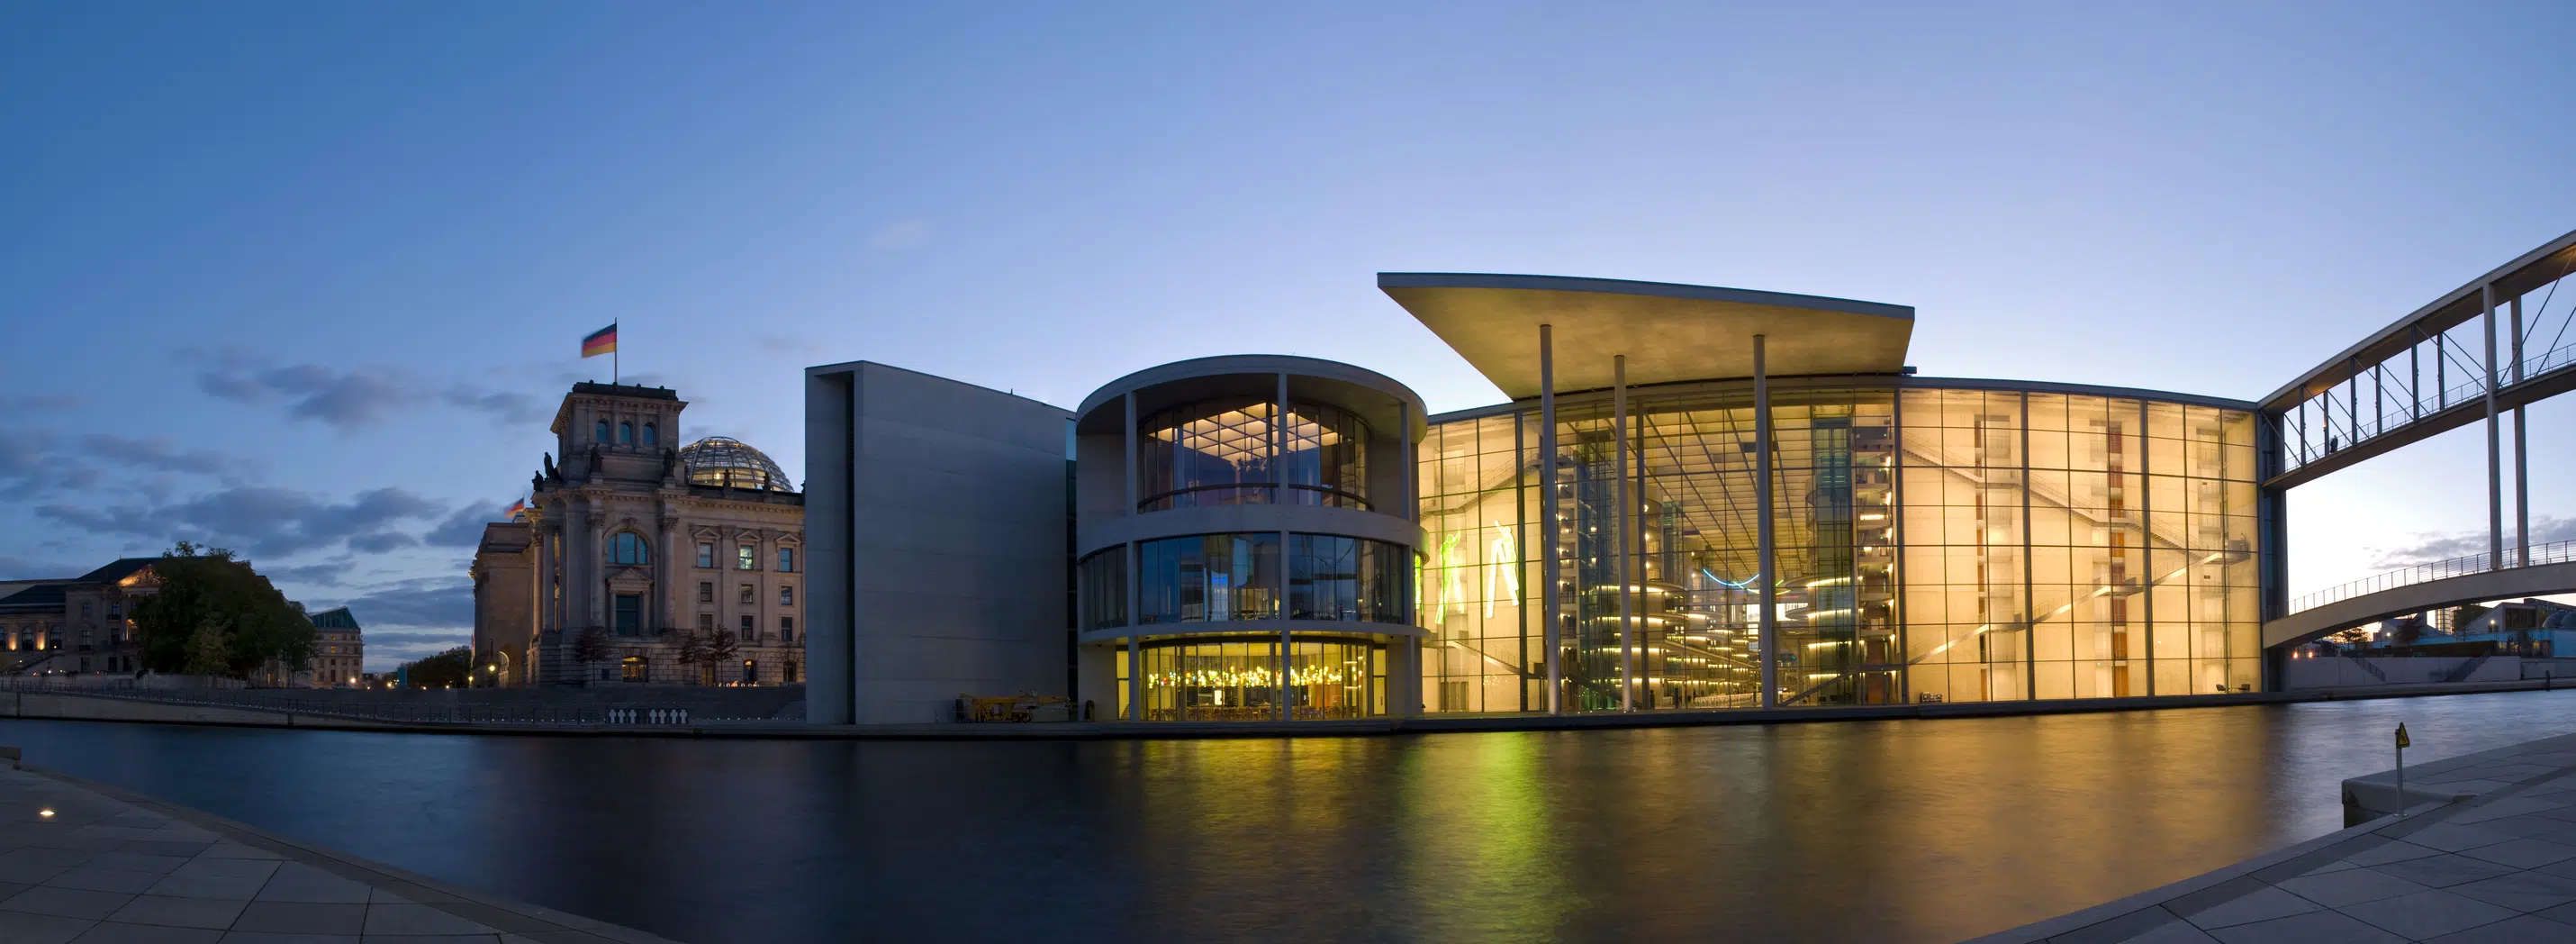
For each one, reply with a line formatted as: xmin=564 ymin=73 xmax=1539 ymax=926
xmin=2264 ymin=540 xmax=2576 ymax=649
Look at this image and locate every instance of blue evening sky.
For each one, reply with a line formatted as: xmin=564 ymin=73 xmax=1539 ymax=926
xmin=5 ymin=3 xmax=2572 ymax=667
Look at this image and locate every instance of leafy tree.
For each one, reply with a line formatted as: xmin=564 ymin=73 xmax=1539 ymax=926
xmin=130 ymin=544 xmax=316 ymax=677
xmin=396 ymin=647 xmax=472 ymax=688
xmin=705 ymin=631 xmax=739 ymax=683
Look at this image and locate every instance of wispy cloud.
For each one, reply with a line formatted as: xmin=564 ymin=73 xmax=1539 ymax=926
xmin=188 ymin=349 xmax=553 ymax=428
xmin=865 ymin=218 xmax=931 ymax=250
xmin=2367 ymin=515 xmax=2576 ymax=569
xmin=32 ymin=486 xmax=475 ymax=560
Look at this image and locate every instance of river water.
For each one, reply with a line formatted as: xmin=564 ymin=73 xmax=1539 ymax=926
xmin=5 ymin=692 xmax=2572 ymax=943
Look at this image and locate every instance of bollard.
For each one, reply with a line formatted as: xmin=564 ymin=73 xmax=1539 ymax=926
xmin=2395 ymin=722 xmax=2411 ymax=818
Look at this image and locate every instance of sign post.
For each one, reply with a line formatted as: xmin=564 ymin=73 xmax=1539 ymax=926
xmin=2396 ymin=722 xmax=2411 ymax=817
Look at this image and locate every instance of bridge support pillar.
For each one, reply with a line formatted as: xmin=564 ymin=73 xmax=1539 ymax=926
xmin=2483 ymin=283 xmax=2502 ymax=571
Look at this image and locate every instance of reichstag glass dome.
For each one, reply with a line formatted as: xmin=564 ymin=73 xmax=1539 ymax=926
xmin=678 ymin=436 xmax=795 ymax=492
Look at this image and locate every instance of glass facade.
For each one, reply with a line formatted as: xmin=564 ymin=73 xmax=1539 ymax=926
xmin=1125 ymin=638 xmax=1385 ymax=721
xmin=1126 ymin=532 xmax=1410 ymax=628
xmin=1286 ymin=534 xmax=1407 ymax=622
xmin=1417 ymin=381 xmax=2263 ymax=713
xmin=1138 ymin=399 xmax=1374 ymax=512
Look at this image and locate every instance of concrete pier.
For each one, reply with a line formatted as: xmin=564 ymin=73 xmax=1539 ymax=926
xmin=0 ymin=756 xmax=677 ymax=943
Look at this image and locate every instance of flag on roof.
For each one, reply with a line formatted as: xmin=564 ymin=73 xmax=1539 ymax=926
xmin=503 ymin=499 xmax=527 ymax=522
xmin=582 ymin=323 xmax=618 ymax=358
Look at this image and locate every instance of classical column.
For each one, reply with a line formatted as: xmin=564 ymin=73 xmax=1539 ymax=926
xmin=1538 ymin=324 xmax=1561 ymax=714
xmin=1613 ymin=354 xmax=1633 ymax=712
xmin=658 ymin=507 xmax=679 ymax=636
xmin=1755 ymin=334 xmax=1776 ymax=711
xmin=566 ymin=496 xmax=592 ymax=633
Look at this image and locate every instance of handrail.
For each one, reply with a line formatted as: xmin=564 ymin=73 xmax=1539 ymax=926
xmin=2287 ymin=538 xmax=2576 ymax=614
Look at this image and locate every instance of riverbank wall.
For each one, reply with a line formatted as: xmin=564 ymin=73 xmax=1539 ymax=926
xmin=5 ymin=676 xmax=2571 ymax=740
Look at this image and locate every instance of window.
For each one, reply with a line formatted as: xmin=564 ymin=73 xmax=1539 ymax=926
xmin=1135 ymin=533 xmax=1280 ymax=623
xmin=697 ymin=613 xmax=714 ymax=631
xmin=737 ymin=544 xmax=756 ymax=570
xmin=785 ymin=659 xmax=800 ymax=683
xmin=608 ymin=531 xmax=651 ymax=566
xmin=1080 ymin=549 xmax=1126 ymax=630
xmin=619 ymin=422 xmax=633 ymax=444
xmin=596 ymin=420 xmax=610 ymax=442
xmin=613 ymin=595 xmax=642 ymax=636
xmin=779 ymin=585 xmax=793 ymax=606
xmin=778 ymin=548 xmax=796 ymax=573
xmin=620 ymin=656 xmax=646 ymax=682
xmin=779 ymin=616 xmax=794 ymax=642
xmin=742 ymin=659 xmax=757 ymax=684
xmin=698 ymin=581 xmax=714 ymax=604
xmin=739 ymin=614 xmax=755 ymax=637
xmin=696 ymin=542 xmax=715 ymax=568
xmin=738 ymin=584 xmax=755 ymax=605
xmin=81 ymin=603 xmax=91 ymax=617
xmin=643 ymin=422 xmax=657 ymax=446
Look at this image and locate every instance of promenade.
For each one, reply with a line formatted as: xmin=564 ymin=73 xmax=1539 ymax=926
xmin=0 ymin=754 xmax=674 ymax=944
xmin=1978 ymin=732 xmax=2576 ymax=943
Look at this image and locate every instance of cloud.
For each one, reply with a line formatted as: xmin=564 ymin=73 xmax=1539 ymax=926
xmin=266 ymin=558 xmax=357 ymax=587
xmin=190 ymin=350 xmax=556 ymax=428
xmin=2367 ymin=515 xmax=2576 ymax=569
xmin=33 ymin=486 xmax=454 ymax=558
xmin=426 ymin=503 xmax=507 ymax=548
xmin=0 ymin=430 xmax=255 ymax=502
xmin=0 ymin=394 xmax=84 ymax=413
xmin=865 ymin=219 xmax=931 ymax=250
xmin=77 ymin=434 xmax=256 ymax=480
xmin=0 ymin=554 xmax=79 ymax=580
xmin=362 ymin=631 xmax=474 ymax=648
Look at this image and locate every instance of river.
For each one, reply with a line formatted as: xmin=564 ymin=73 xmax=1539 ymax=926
xmin=5 ymin=691 xmax=2572 ymax=943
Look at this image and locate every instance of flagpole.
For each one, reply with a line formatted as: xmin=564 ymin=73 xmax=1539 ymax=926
xmin=613 ymin=321 xmax=619 ymax=385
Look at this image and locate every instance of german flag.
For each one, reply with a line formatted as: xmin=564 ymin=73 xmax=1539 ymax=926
xmin=503 ymin=499 xmax=527 ymax=522
xmin=582 ymin=323 xmax=618 ymax=359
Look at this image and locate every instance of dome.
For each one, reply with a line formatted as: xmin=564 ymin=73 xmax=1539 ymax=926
xmin=678 ymin=436 xmax=795 ymax=493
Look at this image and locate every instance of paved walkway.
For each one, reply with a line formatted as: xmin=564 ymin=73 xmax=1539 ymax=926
xmin=1977 ymin=732 xmax=2576 ymax=943
xmin=0 ymin=761 xmax=677 ymax=944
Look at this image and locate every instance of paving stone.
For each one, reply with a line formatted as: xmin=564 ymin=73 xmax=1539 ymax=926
xmin=231 ymin=901 xmax=367 ymax=934
xmin=363 ymin=903 xmax=500 ymax=936
xmin=2340 ymin=888 xmax=2523 ymax=939
xmin=174 ymin=858 xmax=282 ymax=882
xmin=2343 ymin=840 xmax=2445 ymax=867
xmin=214 ymin=935 xmax=363 ymax=944
xmin=200 ymin=843 xmax=285 ymax=862
xmin=105 ymin=894 xmax=248 ymax=930
xmin=2373 ymin=853 xmax=2525 ymax=888
xmin=2447 ymin=871 xmax=2576 ymax=912
xmin=2419 ymin=914 xmax=2576 ymax=943
xmin=2 ymin=885 xmax=140 ymax=920
xmin=67 ymin=922 xmax=224 ymax=943
xmin=112 ymin=840 xmax=215 ymax=858
xmin=42 ymin=867 xmax=167 ymax=894
xmin=0 ymin=912 xmax=98 ymax=944
xmin=82 ymin=853 xmax=189 ymax=876
xmin=2206 ymin=910 xmax=2405 ymax=944
xmin=2273 ymin=867 xmax=2432 ymax=907
xmin=146 ymin=872 xmax=273 ymax=901
xmin=2461 ymin=838 xmax=2576 ymax=868
xmin=255 ymin=864 xmax=372 ymax=904
xmin=2179 ymin=887 xmax=2318 ymax=930
xmin=2403 ymin=822 xmax=2523 ymax=852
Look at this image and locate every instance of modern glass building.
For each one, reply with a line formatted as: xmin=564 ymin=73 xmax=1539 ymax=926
xmin=809 ymin=273 xmax=2271 ymax=723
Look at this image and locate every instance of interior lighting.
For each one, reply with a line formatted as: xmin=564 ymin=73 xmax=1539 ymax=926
xmin=38 ymin=809 xmax=53 ymax=818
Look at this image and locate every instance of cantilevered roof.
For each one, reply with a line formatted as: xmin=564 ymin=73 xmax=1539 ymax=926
xmin=1378 ymin=273 xmax=1914 ymax=398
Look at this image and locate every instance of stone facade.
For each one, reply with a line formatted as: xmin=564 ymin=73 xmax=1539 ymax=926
xmin=1 ymin=558 xmax=158 ymax=676
xmin=472 ymin=382 xmax=807 ymax=687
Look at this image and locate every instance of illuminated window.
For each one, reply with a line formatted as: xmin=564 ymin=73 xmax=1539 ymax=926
xmin=741 ymin=659 xmax=756 ymax=684
xmin=737 ymin=544 xmax=755 ymax=570
xmin=738 ymin=584 xmax=754 ymax=605
xmin=620 ymin=656 xmax=646 ymax=682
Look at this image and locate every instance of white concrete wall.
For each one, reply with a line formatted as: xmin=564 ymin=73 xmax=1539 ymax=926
xmin=805 ymin=362 xmax=1072 ymax=724
xmin=2282 ymin=656 xmax=2524 ymax=688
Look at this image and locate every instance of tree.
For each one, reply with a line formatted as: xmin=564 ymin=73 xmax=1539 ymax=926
xmin=395 ymin=647 xmax=472 ymax=688
xmin=705 ymin=631 xmax=739 ymax=684
xmin=677 ymin=631 xmax=710 ymax=685
xmin=573 ymin=628 xmax=610 ymax=682
xmin=130 ymin=544 xmax=316 ymax=678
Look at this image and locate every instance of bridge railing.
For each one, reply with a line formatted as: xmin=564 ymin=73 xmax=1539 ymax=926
xmin=2289 ymin=538 xmax=2576 ymax=614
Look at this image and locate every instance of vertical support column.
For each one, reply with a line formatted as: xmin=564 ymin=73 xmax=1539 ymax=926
xmin=1891 ymin=383 xmax=1909 ymax=704
xmin=1126 ymin=633 xmax=1143 ymax=722
xmin=1275 ymin=374 xmax=1290 ymax=504
xmin=2410 ymin=327 xmax=2422 ymax=422
xmin=1538 ymin=325 xmax=1562 ymax=715
xmin=1124 ymin=393 xmax=1139 ymax=513
xmin=1124 ymin=390 xmax=1142 ymax=722
xmin=2020 ymin=392 xmax=2036 ymax=702
xmin=1280 ymin=528 xmax=1292 ymax=722
xmin=2512 ymin=295 xmax=2528 ymax=567
xmin=1275 ymin=374 xmax=1292 ymax=722
xmin=1515 ymin=414 xmax=1531 ymax=713
xmin=656 ymin=511 xmax=677 ymax=637
xmin=566 ymin=496 xmax=591 ymax=637
xmin=1613 ymin=354 xmax=1633 ymax=712
xmin=2142 ymin=400 xmax=2159 ymax=695
xmin=2484 ymin=284 xmax=2503 ymax=569
xmin=1755 ymin=334 xmax=1777 ymax=711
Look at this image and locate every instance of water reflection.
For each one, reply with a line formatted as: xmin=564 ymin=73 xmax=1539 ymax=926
xmin=3 ymin=692 xmax=2570 ymax=943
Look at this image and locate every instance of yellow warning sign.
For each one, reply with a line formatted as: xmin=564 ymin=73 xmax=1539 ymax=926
xmin=2397 ymin=722 xmax=2411 ymax=749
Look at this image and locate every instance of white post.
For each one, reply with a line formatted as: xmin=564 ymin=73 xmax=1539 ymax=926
xmin=1614 ymin=354 xmax=1633 ymax=712
xmin=1756 ymin=334 xmax=1776 ymax=711
xmin=1539 ymin=324 xmax=1561 ymax=714
xmin=2484 ymin=284 xmax=2502 ymax=570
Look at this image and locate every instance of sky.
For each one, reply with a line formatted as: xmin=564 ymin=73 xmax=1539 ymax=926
xmin=5 ymin=3 xmax=2573 ymax=669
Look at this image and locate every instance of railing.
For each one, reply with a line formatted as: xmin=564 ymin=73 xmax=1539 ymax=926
xmin=2288 ymin=538 xmax=2576 ymax=614
xmin=0 ymin=677 xmax=789 ymax=725
xmin=2295 ymin=336 xmax=2576 ymax=464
